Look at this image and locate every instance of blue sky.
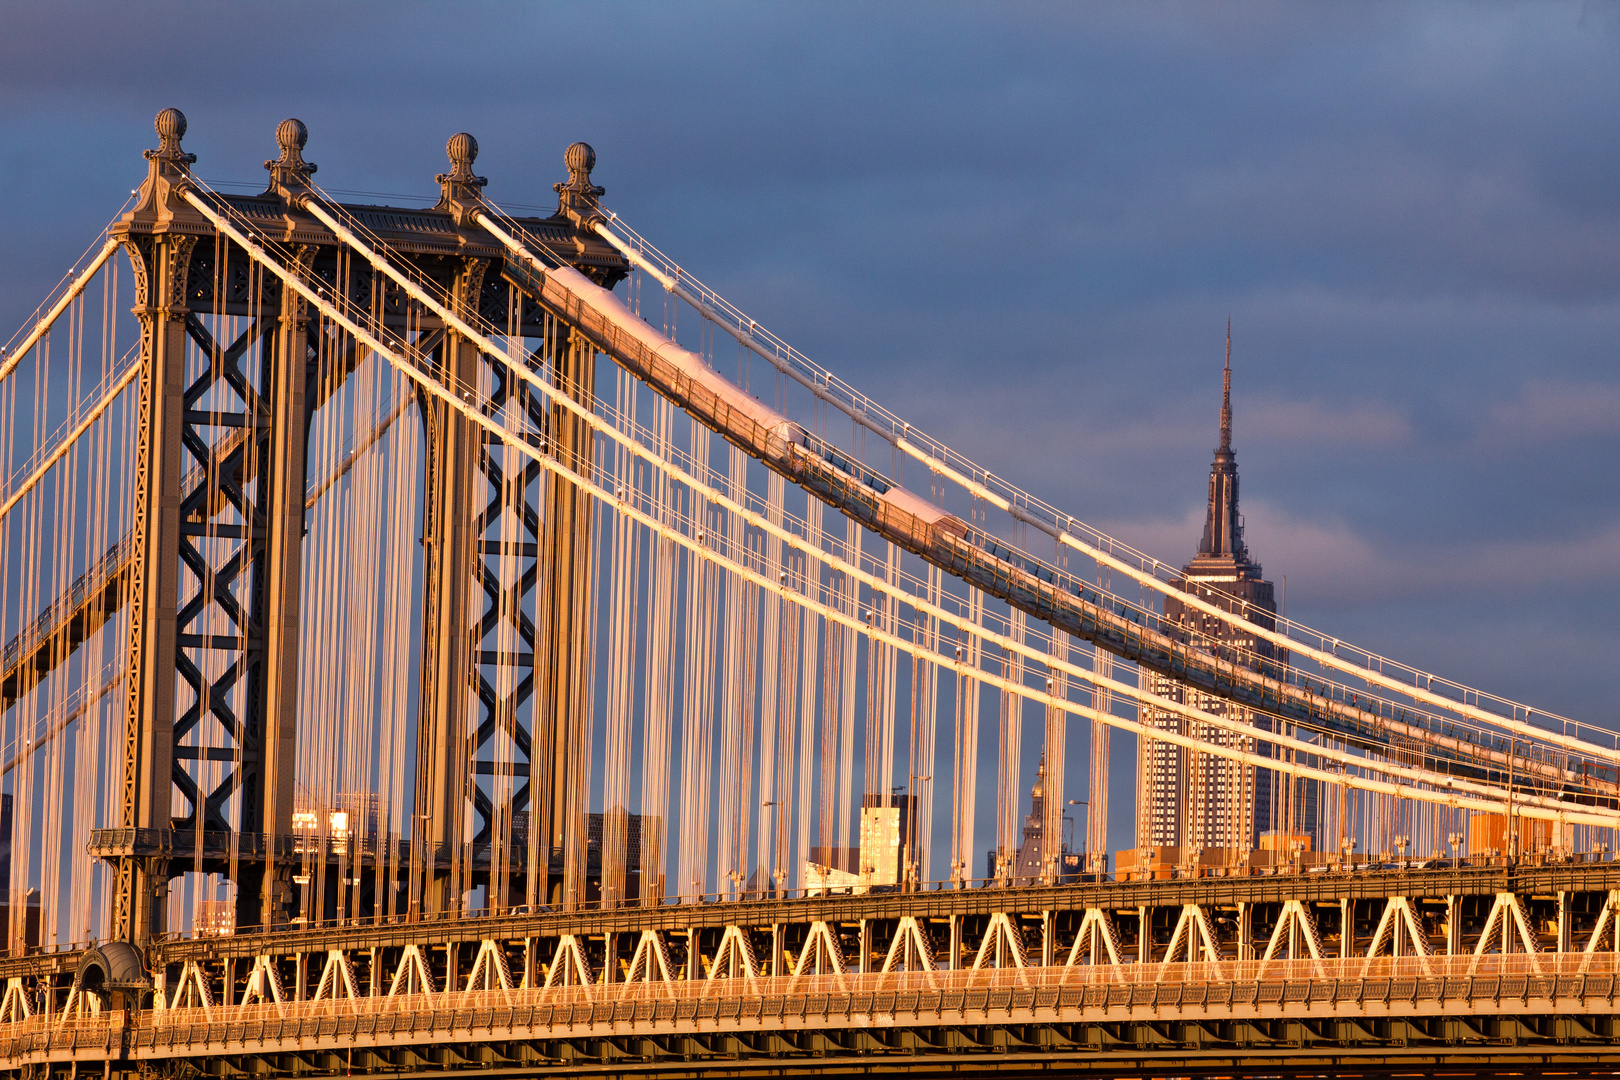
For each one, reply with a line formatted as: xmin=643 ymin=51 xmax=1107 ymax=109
xmin=4 ymin=0 xmax=1618 ymax=728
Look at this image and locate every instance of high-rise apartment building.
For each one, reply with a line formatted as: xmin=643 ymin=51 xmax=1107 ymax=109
xmin=1137 ymin=332 xmax=1307 ymax=863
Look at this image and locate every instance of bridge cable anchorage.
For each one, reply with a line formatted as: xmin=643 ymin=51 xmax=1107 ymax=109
xmin=587 ymin=208 xmax=1611 ymax=762
xmin=313 ymin=192 xmax=1606 ymax=825
xmin=470 ymin=202 xmax=1610 ymax=811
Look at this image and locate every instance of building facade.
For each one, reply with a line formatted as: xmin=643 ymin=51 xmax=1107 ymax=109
xmin=805 ymin=793 xmax=917 ymax=894
xmin=1137 ymin=335 xmax=1311 ymax=865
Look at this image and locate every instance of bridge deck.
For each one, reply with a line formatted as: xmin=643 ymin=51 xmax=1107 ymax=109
xmin=7 ymin=955 xmax=1620 ymax=1074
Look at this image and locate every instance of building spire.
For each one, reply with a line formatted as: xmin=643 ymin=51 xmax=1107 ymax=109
xmin=1220 ymin=318 xmax=1232 ymax=453
xmin=1196 ymin=322 xmax=1247 ymax=564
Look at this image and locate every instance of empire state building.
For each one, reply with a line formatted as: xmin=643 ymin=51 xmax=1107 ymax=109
xmin=1137 ymin=330 xmax=1296 ymax=863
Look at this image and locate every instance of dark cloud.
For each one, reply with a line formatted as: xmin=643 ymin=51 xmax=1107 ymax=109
xmin=3 ymin=0 xmax=1618 ymax=723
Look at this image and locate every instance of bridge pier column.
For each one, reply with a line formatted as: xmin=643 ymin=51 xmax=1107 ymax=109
xmin=1138 ymin=905 xmax=1150 ymax=964
xmin=539 ymin=325 xmax=599 ymax=912
xmin=415 ymin=289 xmax=486 ymax=918
xmin=1041 ymin=910 xmax=1054 ymax=967
xmin=1341 ymin=898 xmax=1352 ymax=958
xmin=948 ymin=916 xmax=961 ymax=970
xmin=1237 ymin=902 xmax=1251 ymax=960
xmin=113 ymin=123 xmax=202 ymax=943
xmin=1558 ymin=891 xmax=1570 ymax=953
xmin=858 ymin=920 xmax=871 ymax=974
xmin=239 ymin=239 xmax=315 ymax=934
xmin=1446 ymin=894 xmax=1460 ymax=955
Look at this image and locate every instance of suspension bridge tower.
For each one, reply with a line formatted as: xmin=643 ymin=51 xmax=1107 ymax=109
xmin=98 ymin=111 xmax=627 ymax=945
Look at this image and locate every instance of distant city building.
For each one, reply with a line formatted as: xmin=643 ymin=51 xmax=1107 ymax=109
xmin=859 ymin=793 xmax=915 ymax=885
xmin=985 ymin=755 xmax=1082 ymax=886
xmin=805 ymin=793 xmax=916 ymax=894
xmin=1136 ymin=334 xmax=1313 ymax=864
xmin=509 ymin=810 xmax=646 ymax=871
xmin=193 ymin=899 xmax=236 ymax=937
xmin=804 ymin=846 xmax=861 ymax=894
xmin=335 ymin=792 xmax=382 ymax=838
xmin=0 ymin=794 xmax=36 ymax=948
xmin=1468 ymin=812 xmax=1572 ymax=860
xmin=291 ymin=788 xmax=359 ymax=854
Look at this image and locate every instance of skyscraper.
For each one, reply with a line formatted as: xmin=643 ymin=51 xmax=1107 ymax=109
xmin=1137 ymin=328 xmax=1303 ymax=865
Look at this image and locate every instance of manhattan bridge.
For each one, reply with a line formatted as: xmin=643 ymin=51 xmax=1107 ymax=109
xmin=0 ymin=109 xmax=1618 ymax=1077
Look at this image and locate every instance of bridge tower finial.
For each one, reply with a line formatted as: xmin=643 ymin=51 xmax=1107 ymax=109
xmin=435 ymin=133 xmax=488 ymax=218
xmin=147 ymin=108 xmax=196 ymax=168
xmin=555 ymin=142 xmax=605 ymax=226
xmin=264 ymin=118 xmax=317 ymax=200
xmin=126 ymin=108 xmax=204 ymax=225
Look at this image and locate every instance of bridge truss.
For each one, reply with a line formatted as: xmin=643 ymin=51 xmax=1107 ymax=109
xmin=0 ymin=110 xmax=1618 ymax=1074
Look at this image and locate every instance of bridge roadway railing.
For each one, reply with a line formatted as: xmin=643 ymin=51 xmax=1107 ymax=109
xmin=0 ymin=862 xmax=1600 ymax=975
xmin=119 ymin=861 xmax=1614 ymax=964
xmin=4 ymin=954 xmax=1619 ymax=1068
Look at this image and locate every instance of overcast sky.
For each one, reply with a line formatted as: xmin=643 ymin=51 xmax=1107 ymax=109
xmin=4 ymin=1 xmax=1619 ymax=727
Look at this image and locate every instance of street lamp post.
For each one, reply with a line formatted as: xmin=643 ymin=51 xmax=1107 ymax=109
xmin=1066 ymin=799 xmax=1088 ymax=878
xmin=762 ymin=800 xmax=784 ymax=898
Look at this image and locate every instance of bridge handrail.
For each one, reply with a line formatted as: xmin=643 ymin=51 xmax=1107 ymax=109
xmin=15 ymin=951 xmax=1606 ymax=1039
xmin=464 ymin=201 xmax=1612 ymax=794
xmin=119 ymin=854 xmax=1613 ymax=952
xmin=0 ymin=400 xmax=239 ymax=687
xmin=591 ymin=211 xmax=1611 ymax=752
xmin=0 ymin=539 xmax=131 ymax=677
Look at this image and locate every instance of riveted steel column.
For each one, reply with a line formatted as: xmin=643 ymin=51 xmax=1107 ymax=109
xmin=116 ymin=231 xmax=190 ymax=944
xmin=540 ymin=324 xmax=596 ymax=911
xmin=112 ymin=109 xmax=201 ymax=944
xmin=238 ymin=239 xmax=314 ymax=932
xmin=414 ymin=296 xmax=483 ymax=917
